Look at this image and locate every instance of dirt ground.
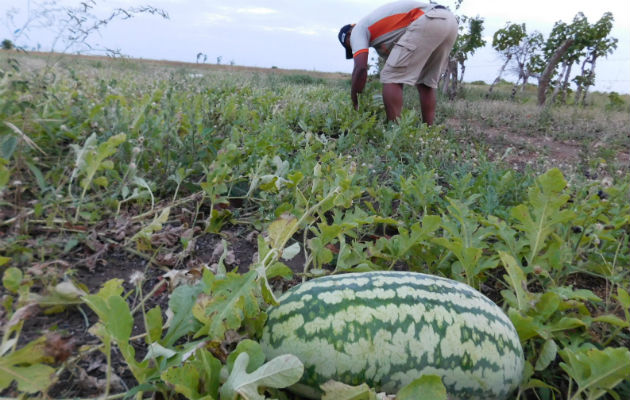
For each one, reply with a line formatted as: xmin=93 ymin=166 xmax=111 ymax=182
xmin=1 ymin=216 xmax=308 ymax=397
xmin=445 ymin=117 xmax=630 ymax=175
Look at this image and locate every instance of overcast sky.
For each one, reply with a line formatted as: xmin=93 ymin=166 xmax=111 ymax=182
xmin=1 ymin=0 xmax=629 ymax=93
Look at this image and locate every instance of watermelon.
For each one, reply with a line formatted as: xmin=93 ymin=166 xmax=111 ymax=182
xmin=260 ymin=271 xmax=524 ymax=399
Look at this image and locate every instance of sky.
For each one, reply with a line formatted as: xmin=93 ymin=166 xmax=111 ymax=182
xmin=1 ymin=0 xmax=629 ymax=93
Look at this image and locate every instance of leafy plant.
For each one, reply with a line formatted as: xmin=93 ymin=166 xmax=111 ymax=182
xmin=219 ymin=352 xmax=303 ymax=400
xmin=559 ymin=347 xmax=630 ymax=400
xmin=69 ymin=132 xmax=126 ymax=220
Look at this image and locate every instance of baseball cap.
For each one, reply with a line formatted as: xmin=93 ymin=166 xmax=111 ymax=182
xmin=338 ymin=24 xmax=353 ymax=59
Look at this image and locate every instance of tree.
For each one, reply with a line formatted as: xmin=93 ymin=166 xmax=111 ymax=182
xmin=3 ymin=0 xmax=169 ymax=57
xmin=510 ymin=31 xmax=544 ymax=98
xmin=573 ymin=12 xmax=617 ymax=105
xmin=548 ymin=14 xmax=593 ymax=104
xmin=442 ymin=15 xmax=485 ymax=98
xmin=1 ymin=39 xmax=15 ymax=50
xmin=196 ymin=52 xmax=207 ymax=64
xmin=537 ymin=37 xmax=574 ymax=106
xmin=488 ymin=23 xmax=526 ymax=95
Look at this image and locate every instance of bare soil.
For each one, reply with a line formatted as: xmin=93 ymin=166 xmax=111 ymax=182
xmin=445 ymin=117 xmax=630 ymax=174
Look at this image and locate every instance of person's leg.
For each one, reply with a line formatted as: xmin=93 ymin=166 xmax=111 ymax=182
xmin=415 ymin=9 xmax=458 ymax=125
xmin=383 ymin=82 xmax=404 ymax=121
xmin=417 ymin=83 xmax=436 ymax=125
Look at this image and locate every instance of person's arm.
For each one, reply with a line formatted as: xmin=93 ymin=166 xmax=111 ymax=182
xmin=351 ymin=51 xmax=369 ymax=109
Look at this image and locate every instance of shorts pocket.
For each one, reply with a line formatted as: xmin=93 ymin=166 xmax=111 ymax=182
xmin=387 ymin=40 xmax=417 ymax=68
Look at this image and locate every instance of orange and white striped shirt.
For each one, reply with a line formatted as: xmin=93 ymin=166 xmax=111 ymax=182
xmin=350 ymin=1 xmax=436 ymax=59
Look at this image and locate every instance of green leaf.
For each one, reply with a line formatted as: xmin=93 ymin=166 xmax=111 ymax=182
xmin=2 ymin=266 xmax=22 ymax=293
xmin=549 ymin=317 xmax=587 ymax=333
xmin=615 ymin=288 xmax=630 ymax=322
xmin=617 ymin=287 xmax=630 ymax=309
xmin=63 ymin=238 xmax=79 ymax=253
xmin=146 ymin=306 xmax=163 ymax=344
xmin=162 ymin=363 xmax=202 ymax=399
xmin=499 ymin=252 xmax=531 ymax=311
xmin=83 ymin=279 xmax=152 ymax=381
xmin=560 ymin=347 xmax=630 ymax=399
xmin=510 ymin=168 xmax=574 ymax=265
xmin=0 ymin=162 xmax=9 ymax=190
xmin=93 ymin=175 xmax=109 ymax=187
xmin=308 ymin=236 xmax=334 ymax=270
xmin=129 ymin=207 xmax=170 ymax=250
xmin=266 ymin=262 xmax=294 ymax=280
xmin=552 ymin=286 xmax=602 ymax=303
xmin=143 ymin=342 xmax=176 ymax=361
xmin=30 ymin=281 xmax=87 ymax=308
xmin=535 ymin=339 xmax=558 ymax=371
xmin=320 ymin=380 xmax=377 ymax=400
xmin=226 ymin=339 xmax=265 ymax=374
xmin=268 ymin=213 xmax=298 ymax=249
xmin=219 ymin=352 xmax=304 ymax=400
xmin=163 ymin=283 xmax=204 ymax=347
xmin=397 ymin=375 xmax=447 ymax=400
xmin=519 ymin=378 xmax=560 ymax=393
xmin=281 ymin=242 xmax=301 ymax=261
xmin=192 ymin=271 xmax=260 ymax=341
xmin=0 ymin=363 xmax=55 ymax=394
xmin=161 ymin=349 xmax=221 ymax=400
xmin=533 ymin=292 xmax=561 ymax=322
xmin=0 ymin=337 xmax=55 ymax=394
xmin=509 ymin=308 xmax=545 ymax=342
xmin=592 ymin=314 xmax=629 ymax=328
xmin=84 ymin=290 xmax=133 ymax=344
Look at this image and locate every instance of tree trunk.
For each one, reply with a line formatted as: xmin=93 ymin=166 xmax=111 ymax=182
xmin=441 ymin=59 xmax=458 ymax=99
xmin=537 ymin=38 xmax=574 ymax=106
xmin=550 ymin=62 xmax=568 ymax=104
xmin=574 ymin=57 xmax=590 ymax=103
xmin=441 ymin=64 xmax=451 ymax=95
xmin=560 ymin=62 xmax=573 ymax=103
xmin=488 ymin=55 xmax=512 ymax=95
xmin=576 ymin=56 xmax=597 ymax=105
xmin=580 ymin=56 xmax=598 ymax=105
xmin=511 ymin=75 xmax=522 ymax=99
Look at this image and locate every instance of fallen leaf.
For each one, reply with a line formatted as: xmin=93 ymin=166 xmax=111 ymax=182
xmin=45 ymin=333 xmax=75 ymax=363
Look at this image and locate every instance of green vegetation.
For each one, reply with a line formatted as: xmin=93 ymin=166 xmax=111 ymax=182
xmin=0 ymin=52 xmax=629 ymax=399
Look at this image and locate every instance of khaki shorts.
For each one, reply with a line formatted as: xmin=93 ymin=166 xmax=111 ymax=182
xmin=380 ymin=8 xmax=458 ymax=88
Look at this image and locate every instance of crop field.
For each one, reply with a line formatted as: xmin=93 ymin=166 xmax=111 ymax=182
xmin=1 ymin=52 xmax=629 ymax=399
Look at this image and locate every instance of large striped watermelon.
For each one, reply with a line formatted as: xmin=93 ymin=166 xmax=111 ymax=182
xmin=260 ymin=271 xmax=524 ymax=399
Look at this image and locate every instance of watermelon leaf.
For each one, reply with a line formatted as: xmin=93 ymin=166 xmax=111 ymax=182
xmin=434 ymin=198 xmax=493 ymax=287
xmin=0 ymin=336 xmax=55 ymax=394
xmin=161 ymin=348 xmax=221 ymax=400
xmin=560 ymin=347 xmax=630 ymax=400
xmin=163 ymin=283 xmax=204 ymax=346
xmin=2 ymin=267 xmax=22 ymax=293
xmin=615 ymin=287 xmax=630 ymax=323
xmin=535 ymin=339 xmax=558 ymax=371
xmin=192 ymin=271 xmax=261 ymax=340
xmin=219 ymin=352 xmax=303 ymax=400
xmin=397 ymin=375 xmax=448 ymax=400
xmin=499 ymin=251 xmax=532 ymax=311
xmin=320 ymin=380 xmax=379 ymax=400
xmin=510 ymin=168 xmax=574 ymax=266
xmin=226 ymin=339 xmax=266 ymax=374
